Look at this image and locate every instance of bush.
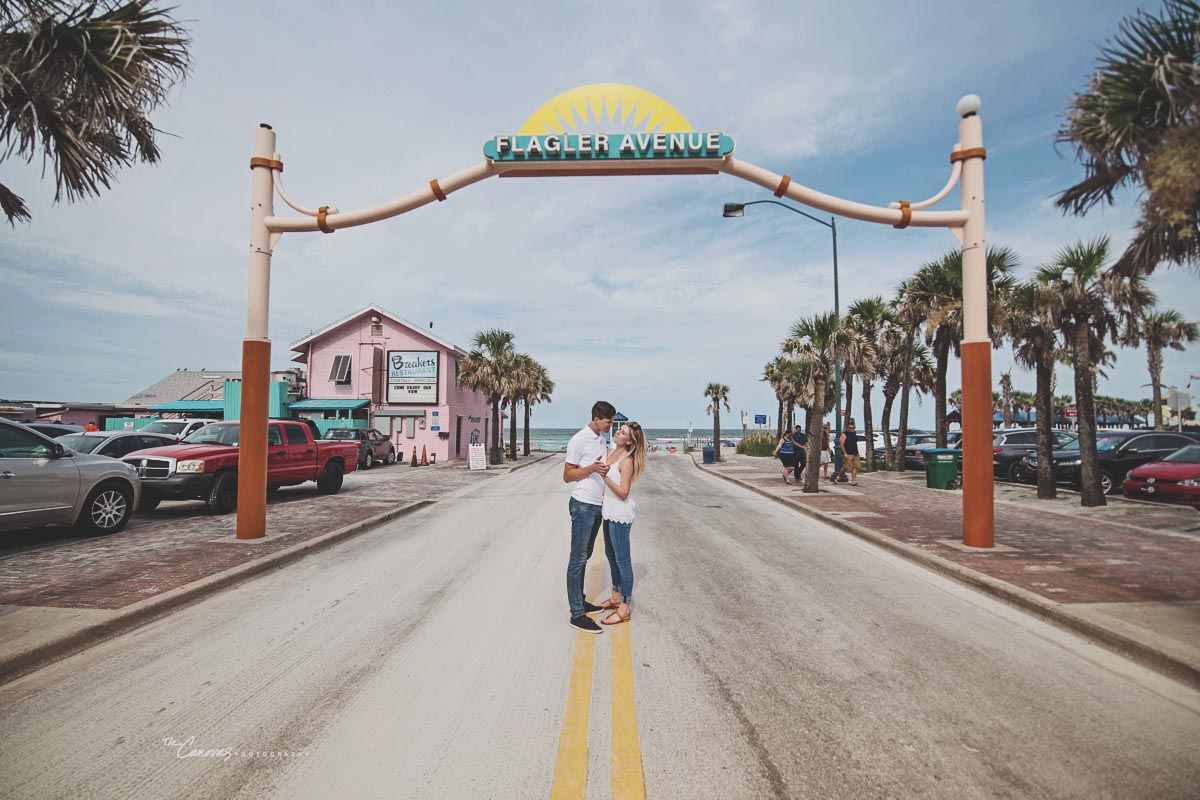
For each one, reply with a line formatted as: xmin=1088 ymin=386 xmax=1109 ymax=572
xmin=737 ymin=432 xmax=778 ymax=457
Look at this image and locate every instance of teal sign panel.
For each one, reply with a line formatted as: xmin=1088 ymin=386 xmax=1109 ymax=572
xmin=484 ymin=132 xmax=734 ymax=162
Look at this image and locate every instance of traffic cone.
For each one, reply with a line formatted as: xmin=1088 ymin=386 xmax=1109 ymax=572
xmin=419 ymin=445 xmax=428 ymax=466
xmin=410 ymin=448 xmax=418 ymax=467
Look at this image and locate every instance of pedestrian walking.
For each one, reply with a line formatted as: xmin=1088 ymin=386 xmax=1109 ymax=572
xmin=562 ymin=400 xmax=616 ymax=634
xmin=820 ymin=422 xmax=832 ymax=477
xmin=595 ymin=421 xmax=648 ymax=625
xmin=772 ymin=431 xmax=796 ymax=484
xmin=832 ymin=419 xmax=862 ymax=486
xmin=792 ymin=424 xmax=809 ymax=476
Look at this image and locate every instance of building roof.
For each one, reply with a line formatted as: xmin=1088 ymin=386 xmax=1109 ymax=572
xmin=125 ymin=370 xmax=240 ymax=406
xmin=288 ymin=304 xmax=469 ymax=364
xmin=290 ymin=398 xmax=370 ymax=411
xmin=148 ymin=400 xmax=226 ymax=413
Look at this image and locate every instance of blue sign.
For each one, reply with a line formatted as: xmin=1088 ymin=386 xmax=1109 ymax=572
xmin=485 ymin=132 xmax=734 ymax=163
xmin=754 ymin=415 xmax=767 ymax=425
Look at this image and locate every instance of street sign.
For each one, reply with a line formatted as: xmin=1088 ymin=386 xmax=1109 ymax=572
xmin=469 ymin=443 xmax=487 ymax=470
xmin=754 ymin=415 xmax=767 ymax=425
xmin=1065 ymin=407 xmax=1077 ymax=419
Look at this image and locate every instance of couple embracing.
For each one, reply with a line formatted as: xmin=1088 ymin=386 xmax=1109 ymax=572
xmin=562 ymin=400 xmax=648 ymax=634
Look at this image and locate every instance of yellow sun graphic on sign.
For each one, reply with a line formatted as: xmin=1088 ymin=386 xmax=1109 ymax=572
xmin=517 ymin=83 xmax=693 ymax=135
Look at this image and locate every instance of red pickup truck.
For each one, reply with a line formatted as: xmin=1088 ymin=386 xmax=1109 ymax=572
xmin=123 ymin=419 xmax=358 ymax=513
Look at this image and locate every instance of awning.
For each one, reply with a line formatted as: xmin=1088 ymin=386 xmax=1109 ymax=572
xmin=289 ymin=398 xmax=370 ymax=411
xmin=148 ymin=400 xmax=225 ymax=413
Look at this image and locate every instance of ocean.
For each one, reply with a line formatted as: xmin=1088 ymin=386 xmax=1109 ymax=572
xmin=520 ymin=427 xmax=742 ymax=452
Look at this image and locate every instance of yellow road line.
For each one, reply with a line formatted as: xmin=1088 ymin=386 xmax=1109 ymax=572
xmin=550 ymin=540 xmax=605 ymax=799
xmin=610 ymin=622 xmax=646 ymax=799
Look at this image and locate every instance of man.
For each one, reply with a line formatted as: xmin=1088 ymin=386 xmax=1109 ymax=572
xmin=833 ymin=419 xmax=862 ymax=486
xmin=792 ymin=424 xmax=809 ymax=478
xmin=563 ymin=400 xmax=616 ymax=633
xmin=83 ymin=420 xmax=99 ymax=432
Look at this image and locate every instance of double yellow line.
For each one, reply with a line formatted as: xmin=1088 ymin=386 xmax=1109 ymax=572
xmin=550 ymin=551 xmax=645 ymax=799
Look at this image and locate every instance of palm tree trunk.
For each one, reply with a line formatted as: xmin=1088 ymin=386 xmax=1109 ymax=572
xmin=862 ymin=378 xmax=876 ymax=471
xmin=881 ymin=389 xmax=896 ymax=469
xmin=777 ymin=398 xmax=784 ymax=438
xmin=713 ymin=410 xmax=721 ymax=463
xmin=844 ymin=373 xmax=855 ymax=426
xmin=1035 ymin=356 xmax=1056 ymax=500
xmin=896 ymin=328 xmax=915 ymax=472
xmin=1149 ymin=347 xmax=1164 ymax=430
xmin=1074 ymin=322 xmax=1106 ymax=507
xmin=490 ymin=397 xmax=502 ymax=464
xmin=803 ymin=375 xmax=826 ymax=493
xmin=509 ymin=399 xmax=518 ymax=461
xmin=523 ymin=399 xmax=531 ymax=455
xmin=934 ymin=337 xmax=949 ymax=448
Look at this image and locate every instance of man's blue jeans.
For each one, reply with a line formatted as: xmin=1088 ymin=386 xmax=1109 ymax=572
xmin=567 ymin=498 xmax=603 ymax=618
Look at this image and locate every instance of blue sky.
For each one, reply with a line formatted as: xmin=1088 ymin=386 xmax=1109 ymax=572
xmin=3 ymin=0 xmax=1197 ymax=429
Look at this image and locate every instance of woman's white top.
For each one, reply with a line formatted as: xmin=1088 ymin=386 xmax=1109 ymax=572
xmin=602 ymin=448 xmax=636 ymax=523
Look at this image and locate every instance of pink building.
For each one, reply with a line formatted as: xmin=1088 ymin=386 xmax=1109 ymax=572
xmin=289 ymin=306 xmax=490 ymax=462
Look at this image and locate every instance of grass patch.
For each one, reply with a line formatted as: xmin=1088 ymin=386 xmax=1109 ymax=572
xmin=737 ymin=431 xmax=778 ymax=457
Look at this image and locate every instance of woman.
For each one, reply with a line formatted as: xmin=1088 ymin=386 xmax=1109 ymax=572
xmin=772 ymin=430 xmax=796 ymax=484
xmin=820 ymin=422 xmax=832 ymax=478
xmin=596 ymin=421 xmax=647 ymax=625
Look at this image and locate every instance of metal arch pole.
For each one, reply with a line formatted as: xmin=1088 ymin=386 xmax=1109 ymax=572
xmin=236 ymin=124 xmax=276 ymax=540
xmin=831 ymin=217 xmax=844 ymax=481
xmin=957 ymin=111 xmax=994 ymax=548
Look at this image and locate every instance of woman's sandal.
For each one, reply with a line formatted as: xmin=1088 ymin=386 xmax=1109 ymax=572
xmin=596 ymin=598 xmax=621 ymax=611
xmin=601 ymin=609 xmax=630 ymax=625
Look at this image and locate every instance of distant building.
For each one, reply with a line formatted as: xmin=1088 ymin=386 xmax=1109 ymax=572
xmin=289 ymin=305 xmax=490 ymax=462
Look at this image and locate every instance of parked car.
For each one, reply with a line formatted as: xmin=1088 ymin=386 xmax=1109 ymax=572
xmin=137 ymin=418 xmax=215 ymax=441
xmin=123 ymin=419 xmax=359 ymax=513
xmin=992 ymin=428 xmax=1077 ymax=482
xmin=1020 ymin=430 xmax=1200 ymax=495
xmin=1122 ymin=443 xmax=1200 ymax=509
xmin=322 ymin=428 xmax=397 ymax=469
xmin=0 ymin=418 xmax=141 ymax=534
xmin=58 ymin=431 xmax=178 ymax=460
xmin=21 ymin=421 xmax=85 ymax=438
xmin=873 ymin=433 xmax=938 ymax=469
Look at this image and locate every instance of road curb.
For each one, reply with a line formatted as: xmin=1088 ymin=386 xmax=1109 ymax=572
xmin=692 ymin=456 xmax=1200 ymax=690
xmin=0 ymin=499 xmax=434 ymax=685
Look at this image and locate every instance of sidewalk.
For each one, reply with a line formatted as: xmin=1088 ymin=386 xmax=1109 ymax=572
xmin=0 ymin=454 xmax=553 ymax=682
xmin=696 ymin=452 xmax=1200 ymax=688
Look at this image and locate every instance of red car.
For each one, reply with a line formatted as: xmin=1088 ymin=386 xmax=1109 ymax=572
xmin=1122 ymin=443 xmax=1200 ymax=509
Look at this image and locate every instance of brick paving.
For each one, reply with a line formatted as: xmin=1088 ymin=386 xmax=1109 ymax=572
xmin=0 ymin=458 xmax=546 ymax=611
xmin=706 ymin=454 xmax=1200 ymax=606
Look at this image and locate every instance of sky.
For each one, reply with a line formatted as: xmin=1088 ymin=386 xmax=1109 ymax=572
xmin=3 ymin=0 xmax=1198 ymax=430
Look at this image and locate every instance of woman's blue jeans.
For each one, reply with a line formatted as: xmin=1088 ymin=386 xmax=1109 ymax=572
xmin=603 ymin=519 xmax=633 ymax=603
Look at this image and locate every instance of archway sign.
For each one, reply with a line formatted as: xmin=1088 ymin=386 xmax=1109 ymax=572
xmin=239 ymin=83 xmax=992 ymax=547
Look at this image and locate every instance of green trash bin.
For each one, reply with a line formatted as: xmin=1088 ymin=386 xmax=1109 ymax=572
xmin=923 ymin=448 xmax=962 ymax=489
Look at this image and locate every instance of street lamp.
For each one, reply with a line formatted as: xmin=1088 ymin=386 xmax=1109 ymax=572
xmin=723 ymin=199 xmax=845 ymax=481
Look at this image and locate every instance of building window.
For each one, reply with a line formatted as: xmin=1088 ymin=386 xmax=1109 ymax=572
xmin=329 ymin=355 xmax=352 ymax=384
xmin=370 ymin=319 xmax=383 ymax=337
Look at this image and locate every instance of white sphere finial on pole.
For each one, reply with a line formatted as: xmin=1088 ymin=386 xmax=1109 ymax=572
xmin=956 ymin=94 xmax=982 ymax=118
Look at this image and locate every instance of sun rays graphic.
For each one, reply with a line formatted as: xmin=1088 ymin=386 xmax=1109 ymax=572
xmin=517 ymin=83 xmax=693 ymax=135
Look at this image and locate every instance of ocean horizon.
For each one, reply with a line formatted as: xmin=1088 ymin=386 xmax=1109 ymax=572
xmin=514 ymin=427 xmax=748 ymax=452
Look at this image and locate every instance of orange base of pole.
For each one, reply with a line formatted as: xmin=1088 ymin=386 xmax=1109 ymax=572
xmin=236 ymin=339 xmax=271 ymax=540
xmin=961 ymin=340 xmax=994 ymax=548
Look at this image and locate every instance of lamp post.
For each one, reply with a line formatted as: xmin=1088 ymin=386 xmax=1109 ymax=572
xmin=723 ymin=200 xmax=845 ymax=481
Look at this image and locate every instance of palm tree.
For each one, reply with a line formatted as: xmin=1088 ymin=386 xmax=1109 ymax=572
xmin=998 ymin=371 xmax=1014 ymax=428
xmin=704 ymin=383 xmax=731 ymax=462
xmin=522 ymin=362 xmax=554 ymax=455
xmin=897 ymin=247 xmax=1017 ymax=447
xmin=1038 ymin=237 xmax=1155 ymax=505
xmin=1006 ymin=281 xmax=1064 ymax=498
xmin=456 ymin=329 xmax=515 ymax=465
xmin=783 ymin=311 xmax=871 ymax=492
xmin=1 ymin=0 xmax=192 ymax=223
xmin=1056 ymin=0 xmax=1200 ymax=274
xmin=504 ymin=353 xmax=537 ymax=461
xmin=1141 ymin=309 xmax=1199 ymax=428
xmin=846 ymin=297 xmax=892 ymax=471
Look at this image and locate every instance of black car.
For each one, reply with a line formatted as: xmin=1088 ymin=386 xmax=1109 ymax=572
xmin=321 ymin=427 xmax=396 ymax=469
xmin=993 ymin=428 xmax=1077 ymax=482
xmin=873 ymin=433 xmax=938 ymax=470
xmin=1021 ymin=430 xmax=1200 ymax=495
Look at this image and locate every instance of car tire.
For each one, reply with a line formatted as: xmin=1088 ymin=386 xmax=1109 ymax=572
xmin=137 ymin=496 xmax=161 ymax=512
xmin=1099 ymin=470 xmax=1116 ymax=496
xmin=267 ymin=485 xmax=281 ymax=496
xmin=206 ymin=471 xmax=238 ymax=514
xmin=363 ymin=451 xmax=374 ymax=470
xmin=386 ymin=448 xmax=396 ymax=465
xmin=1006 ymin=461 xmax=1023 ymax=483
xmin=317 ymin=461 xmax=344 ymax=495
xmin=77 ymin=482 xmax=133 ymax=535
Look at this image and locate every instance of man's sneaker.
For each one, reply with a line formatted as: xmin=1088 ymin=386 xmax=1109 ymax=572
xmin=582 ymin=601 xmax=604 ymax=614
xmin=570 ymin=615 xmax=603 ymax=634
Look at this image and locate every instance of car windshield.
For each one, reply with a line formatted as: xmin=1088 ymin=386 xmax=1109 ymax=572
xmin=1163 ymin=444 xmax=1200 ymax=464
xmin=142 ymin=421 xmax=186 ymax=435
xmin=183 ymin=424 xmax=239 ymax=446
xmin=58 ymin=434 xmax=104 ymax=453
xmin=324 ymin=430 xmax=360 ymax=440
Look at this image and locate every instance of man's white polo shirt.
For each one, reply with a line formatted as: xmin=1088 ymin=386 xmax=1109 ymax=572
xmin=566 ymin=425 xmax=608 ymax=505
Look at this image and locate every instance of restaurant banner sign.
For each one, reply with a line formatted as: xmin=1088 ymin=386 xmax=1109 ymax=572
xmin=387 ymin=351 xmax=438 ymax=404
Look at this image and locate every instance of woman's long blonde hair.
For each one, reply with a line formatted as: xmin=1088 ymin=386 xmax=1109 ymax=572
xmin=620 ymin=421 xmax=647 ymax=483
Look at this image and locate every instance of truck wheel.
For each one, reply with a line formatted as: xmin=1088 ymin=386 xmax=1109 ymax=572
xmin=363 ymin=451 xmax=374 ymax=470
xmin=317 ymin=461 xmax=344 ymax=494
xmin=206 ymin=471 xmax=238 ymax=514
xmin=77 ymin=482 xmax=133 ymax=535
xmin=137 ymin=496 xmax=161 ymax=512
xmin=385 ymin=448 xmax=396 ymax=465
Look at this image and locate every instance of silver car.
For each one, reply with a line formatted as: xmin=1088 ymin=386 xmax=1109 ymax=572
xmin=0 ymin=418 xmax=141 ymax=534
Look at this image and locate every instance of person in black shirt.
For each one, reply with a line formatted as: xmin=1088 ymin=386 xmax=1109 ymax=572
xmin=792 ymin=424 xmax=809 ymax=477
xmin=832 ymin=419 xmax=861 ymax=486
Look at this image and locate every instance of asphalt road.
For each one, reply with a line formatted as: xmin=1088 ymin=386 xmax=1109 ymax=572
xmin=1 ymin=455 xmax=1197 ymax=799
